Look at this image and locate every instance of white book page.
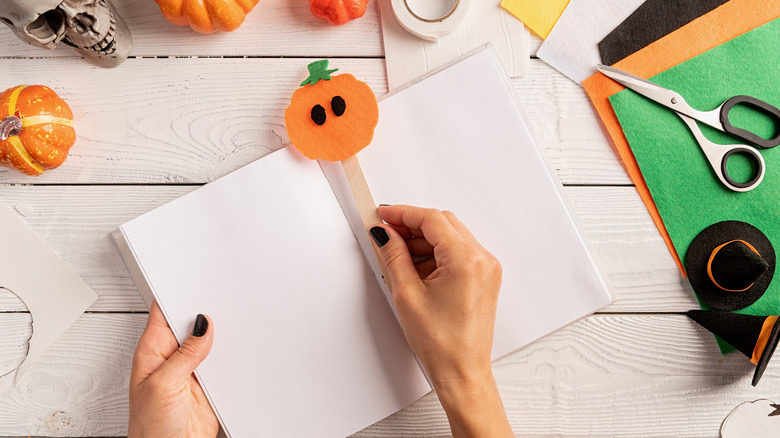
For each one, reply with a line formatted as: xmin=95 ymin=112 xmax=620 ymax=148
xmin=119 ymin=148 xmax=431 ymax=437
xmin=352 ymin=47 xmax=615 ymax=360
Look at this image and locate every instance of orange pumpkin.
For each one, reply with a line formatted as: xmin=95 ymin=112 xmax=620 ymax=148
xmin=285 ymin=60 xmax=379 ymax=161
xmin=155 ymin=0 xmax=261 ymax=34
xmin=310 ymin=0 xmax=369 ymax=26
xmin=0 ymin=85 xmax=76 ymax=176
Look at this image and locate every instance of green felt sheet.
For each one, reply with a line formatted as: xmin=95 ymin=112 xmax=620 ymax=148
xmin=609 ymin=18 xmax=780 ymax=353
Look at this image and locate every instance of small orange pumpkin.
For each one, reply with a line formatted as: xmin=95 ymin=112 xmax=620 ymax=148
xmin=155 ymin=0 xmax=261 ymax=34
xmin=285 ymin=60 xmax=379 ymax=161
xmin=310 ymin=0 xmax=369 ymax=26
xmin=0 ymin=85 xmax=76 ymax=176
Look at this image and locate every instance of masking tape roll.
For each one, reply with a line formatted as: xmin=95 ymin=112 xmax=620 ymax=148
xmin=390 ymin=0 xmax=471 ymax=42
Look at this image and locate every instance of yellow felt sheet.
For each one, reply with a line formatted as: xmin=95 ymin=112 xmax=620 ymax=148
xmin=500 ymin=0 xmax=570 ymax=38
xmin=582 ymin=0 xmax=780 ymax=275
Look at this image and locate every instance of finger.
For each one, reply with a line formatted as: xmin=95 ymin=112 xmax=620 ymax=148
xmin=406 ymin=237 xmax=434 ymax=256
xmin=378 ymin=205 xmax=464 ymax=249
xmin=414 ymin=256 xmax=438 ymax=279
xmin=153 ymin=314 xmax=214 ymax=384
xmin=130 ymin=301 xmax=179 ymax=386
xmin=369 ymin=224 xmax=422 ymax=292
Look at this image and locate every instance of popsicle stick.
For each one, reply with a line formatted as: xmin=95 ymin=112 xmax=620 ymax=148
xmin=341 ymin=155 xmax=392 ymax=291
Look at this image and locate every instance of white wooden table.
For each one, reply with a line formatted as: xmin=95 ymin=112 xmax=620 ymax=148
xmin=0 ymin=1 xmax=776 ymax=436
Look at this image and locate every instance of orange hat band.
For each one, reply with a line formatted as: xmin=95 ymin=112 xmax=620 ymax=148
xmin=707 ymin=240 xmax=761 ymax=292
xmin=752 ymin=315 xmax=779 ymax=365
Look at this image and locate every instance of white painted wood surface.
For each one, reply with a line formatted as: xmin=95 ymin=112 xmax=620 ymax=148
xmin=0 ymin=1 xmax=772 ymax=436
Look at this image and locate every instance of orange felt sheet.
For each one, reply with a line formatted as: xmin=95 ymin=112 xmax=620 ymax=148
xmin=582 ymin=0 xmax=780 ymax=275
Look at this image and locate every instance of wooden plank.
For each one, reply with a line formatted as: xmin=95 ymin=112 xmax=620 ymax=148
xmin=0 ymin=0 xmax=383 ymax=58
xmin=0 ymin=314 xmax=775 ymax=437
xmin=0 ymin=1 xmax=544 ymax=59
xmin=363 ymin=314 xmax=780 ymax=438
xmin=0 ymin=185 xmax=692 ymax=313
xmin=0 ymin=58 xmax=626 ymax=185
xmin=0 ymin=314 xmax=140 ymax=437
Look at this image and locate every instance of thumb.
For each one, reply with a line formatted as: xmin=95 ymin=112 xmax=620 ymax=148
xmin=369 ymin=225 xmax=420 ymax=291
xmin=155 ymin=314 xmax=214 ymax=383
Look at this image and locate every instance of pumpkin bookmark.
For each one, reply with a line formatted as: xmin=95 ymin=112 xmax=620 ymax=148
xmin=285 ymin=60 xmax=387 ymax=281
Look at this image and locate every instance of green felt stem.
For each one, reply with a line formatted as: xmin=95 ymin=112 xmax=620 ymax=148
xmin=300 ymin=60 xmax=338 ymax=87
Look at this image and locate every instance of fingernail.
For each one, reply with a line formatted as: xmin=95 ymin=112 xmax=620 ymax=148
xmin=370 ymin=226 xmax=390 ymax=247
xmin=378 ymin=204 xmax=392 ymax=207
xmin=193 ymin=314 xmax=208 ymax=337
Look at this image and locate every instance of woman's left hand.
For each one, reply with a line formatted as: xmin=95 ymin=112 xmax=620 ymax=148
xmin=128 ymin=301 xmax=218 ymax=438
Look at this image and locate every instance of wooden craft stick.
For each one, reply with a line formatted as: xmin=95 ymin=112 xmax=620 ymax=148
xmin=341 ymin=155 xmax=392 ymax=291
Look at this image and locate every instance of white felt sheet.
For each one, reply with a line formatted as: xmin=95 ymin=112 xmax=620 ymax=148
xmin=379 ymin=0 xmax=529 ymax=90
xmin=537 ymin=0 xmax=644 ymax=83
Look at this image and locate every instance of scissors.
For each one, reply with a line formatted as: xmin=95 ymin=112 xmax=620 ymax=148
xmin=597 ymin=64 xmax=780 ymax=192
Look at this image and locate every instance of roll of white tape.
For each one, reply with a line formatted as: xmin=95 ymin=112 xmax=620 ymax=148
xmin=390 ymin=0 xmax=471 ymax=42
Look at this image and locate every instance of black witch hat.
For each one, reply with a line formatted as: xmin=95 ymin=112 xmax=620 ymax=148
xmin=685 ymin=221 xmax=775 ymax=311
xmin=688 ymin=310 xmax=780 ymax=386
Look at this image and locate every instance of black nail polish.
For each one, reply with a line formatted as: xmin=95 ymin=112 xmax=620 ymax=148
xmin=193 ymin=314 xmax=208 ymax=337
xmin=378 ymin=203 xmax=392 ymax=207
xmin=370 ymin=226 xmax=390 ymax=247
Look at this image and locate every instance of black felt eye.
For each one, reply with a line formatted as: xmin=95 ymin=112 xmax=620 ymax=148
xmin=331 ymin=96 xmax=346 ymax=117
xmin=311 ymin=105 xmax=326 ymax=126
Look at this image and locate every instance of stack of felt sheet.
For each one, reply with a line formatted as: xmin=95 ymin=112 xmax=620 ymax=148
xmin=503 ymin=0 xmax=780 ymax=359
xmin=582 ymin=0 xmax=780 ymax=352
xmin=503 ymin=0 xmax=736 ymax=82
xmin=505 ymin=0 xmax=780 ymax=352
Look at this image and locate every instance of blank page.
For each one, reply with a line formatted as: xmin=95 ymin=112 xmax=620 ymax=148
xmin=354 ymin=47 xmax=615 ymax=359
xmin=119 ymin=148 xmax=430 ymax=437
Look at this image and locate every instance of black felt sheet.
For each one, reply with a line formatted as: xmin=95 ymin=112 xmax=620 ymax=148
xmin=598 ymin=0 xmax=731 ymax=66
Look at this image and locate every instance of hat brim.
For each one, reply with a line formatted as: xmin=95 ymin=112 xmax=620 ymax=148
xmin=753 ymin=318 xmax=780 ymax=386
xmin=685 ymin=221 xmax=775 ymax=311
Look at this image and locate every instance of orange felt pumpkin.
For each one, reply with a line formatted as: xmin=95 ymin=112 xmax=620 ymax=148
xmin=310 ymin=0 xmax=369 ymax=26
xmin=285 ymin=60 xmax=379 ymax=161
xmin=155 ymin=0 xmax=261 ymax=34
xmin=0 ymin=85 xmax=76 ymax=176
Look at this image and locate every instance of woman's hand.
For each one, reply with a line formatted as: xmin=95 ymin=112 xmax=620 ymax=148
xmin=369 ymin=205 xmax=512 ymax=437
xmin=128 ymin=301 xmax=218 ymax=438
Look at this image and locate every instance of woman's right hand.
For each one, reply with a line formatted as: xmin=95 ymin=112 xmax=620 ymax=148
xmin=369 ymin=205 xmax=512 ymax=437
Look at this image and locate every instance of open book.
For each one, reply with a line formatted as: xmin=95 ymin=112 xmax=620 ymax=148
xmin=113 ymin=46 xmax=615 ymax=438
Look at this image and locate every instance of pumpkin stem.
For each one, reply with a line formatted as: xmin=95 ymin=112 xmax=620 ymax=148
xmin=0 ymin=115 xmax=22 ymax=141
xmin=300 ymin=60 xmax=338 ymax=87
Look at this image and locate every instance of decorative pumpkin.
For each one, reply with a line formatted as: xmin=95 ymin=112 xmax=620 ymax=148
xmin=310 ymin=0 xmax=369 ymax=26
xmin=285 ymin=60 xmax=379 ymax=161
xmin=155 ymin=0 xmax=261 ymax=34
xmin=0 ymin=85 xmax=76 ymax=176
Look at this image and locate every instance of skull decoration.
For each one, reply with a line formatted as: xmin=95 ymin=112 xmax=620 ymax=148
xmin=0 ymin=0 xmax=132 ymax=68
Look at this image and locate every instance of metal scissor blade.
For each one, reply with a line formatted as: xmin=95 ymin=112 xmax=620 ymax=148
xmin=596 ymin=64 xmax=722 ymax=130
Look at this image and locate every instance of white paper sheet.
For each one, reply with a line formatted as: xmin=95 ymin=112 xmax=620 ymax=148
xmin=348 ymin=46 xmax=615 ymax=359
xmin=118 ymin=148 xmax=431 ymax=438
xmin=537 ymin=0 xmax=644 ymax=83
xmin=0 ymin=201 xmax=97 ymax=395
xmin=379 ymin=0 xmax=529 ymax=90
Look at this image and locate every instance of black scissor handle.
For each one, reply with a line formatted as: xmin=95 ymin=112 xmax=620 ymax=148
xmin=720 ymin=146 xmax=764 ymax=191
xmin=720 ymin=95 xmax=780 ymax=149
